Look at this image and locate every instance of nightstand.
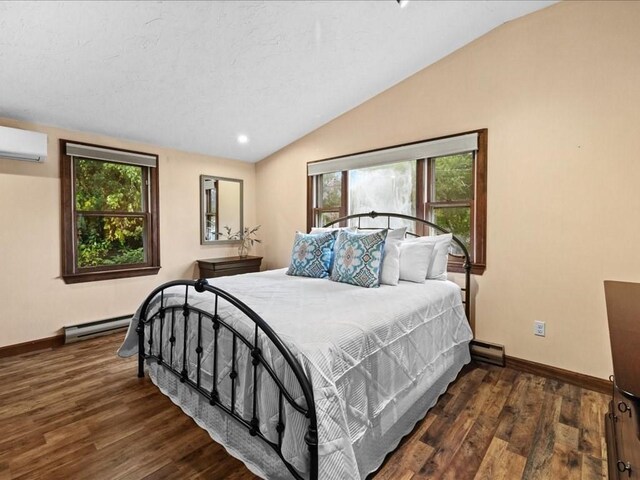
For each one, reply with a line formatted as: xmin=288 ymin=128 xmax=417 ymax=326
xmin=197 ymin=256 xmax=262 ymax=279
xmin=604 ymin=281 xmax=640 ymax=480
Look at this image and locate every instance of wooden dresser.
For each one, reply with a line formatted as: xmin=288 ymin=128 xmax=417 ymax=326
xmin=604 ymin=281 xmax=640 ymax=479
xmin=197 ymin=256 xmax=262 ymax=279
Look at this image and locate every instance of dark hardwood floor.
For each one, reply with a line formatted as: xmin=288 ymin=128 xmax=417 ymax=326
xmin=0 ymin=333 xmax=609 ymax=479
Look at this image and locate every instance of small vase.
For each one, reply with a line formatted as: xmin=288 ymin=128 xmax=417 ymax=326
xmin=238 ymin=238 xmax=250 ymax=258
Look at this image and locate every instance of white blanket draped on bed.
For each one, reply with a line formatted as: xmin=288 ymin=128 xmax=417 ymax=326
xmin=118 ymin=268 xmax=473 ymax=479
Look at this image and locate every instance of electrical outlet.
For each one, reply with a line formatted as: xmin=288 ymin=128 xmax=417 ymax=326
xmin=534 ymin=320 xmax=546 ymax=337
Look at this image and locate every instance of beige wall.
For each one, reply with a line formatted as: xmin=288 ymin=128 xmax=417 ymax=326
xmin=256 ymin=1 xmax=640 ymax=380
xmin=0 ymin=117 xmax=256 ymax=348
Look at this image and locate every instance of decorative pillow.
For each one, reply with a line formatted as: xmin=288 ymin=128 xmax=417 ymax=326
xmin=286 ymin=232 xmax=335 ymax=279
xmin=330 ymin=230 xmax=388 ymax=288
xmin=357 ymin=227 xmax=407 ymax=286
xmin=404 ymin=233 xmax=453 ymax=280
xmin=310 ymin=226 xmax=357 ymax=273
xmin=399 ymin=242 xmax=435 ymax=283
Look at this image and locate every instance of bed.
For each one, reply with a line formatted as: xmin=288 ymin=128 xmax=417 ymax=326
xmin=118 ymin=212 xmax=474 ymax=480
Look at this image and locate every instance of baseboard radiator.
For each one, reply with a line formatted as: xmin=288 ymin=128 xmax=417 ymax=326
xmin=64 ymin=315 xmax=132 ymax=344
xmin=470 ymin=339 xmax=506 ymax=367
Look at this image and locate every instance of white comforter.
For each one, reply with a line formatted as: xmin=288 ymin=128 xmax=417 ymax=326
xmin=119 ymin=268 xmax=473 ymax=479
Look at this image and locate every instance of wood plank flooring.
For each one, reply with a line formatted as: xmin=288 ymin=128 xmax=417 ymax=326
xmin=0 ymin=333 xmax=610 ymax=479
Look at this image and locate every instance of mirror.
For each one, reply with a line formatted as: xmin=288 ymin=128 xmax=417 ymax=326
xmin=200 ymin=175 xmax=243 ymax=244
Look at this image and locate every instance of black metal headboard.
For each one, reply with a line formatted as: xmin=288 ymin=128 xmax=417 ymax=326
xmin=323 ymin=211 xmax=471 ymax=320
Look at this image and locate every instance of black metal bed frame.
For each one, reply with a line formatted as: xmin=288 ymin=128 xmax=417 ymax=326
xmin=136 ymin=211 xmax=472 ymax=480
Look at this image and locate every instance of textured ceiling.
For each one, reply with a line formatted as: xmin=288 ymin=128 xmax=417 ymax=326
xmin=0 ymin=1 xmax=555 ymax=162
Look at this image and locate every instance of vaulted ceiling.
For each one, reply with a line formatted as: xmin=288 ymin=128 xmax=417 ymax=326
xmin=0 ymin=1 xmax=555 ymax=162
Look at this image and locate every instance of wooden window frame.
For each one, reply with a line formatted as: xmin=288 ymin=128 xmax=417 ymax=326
xmin=306 ymin=129 xmax=487 ymax=275
xmin=60 ymin=139 xmax=161 ymax=283
xmin=424 ymin=142 xmax=485 ymax=275
xmin=468 ymin=129 xmax=487 ymax=274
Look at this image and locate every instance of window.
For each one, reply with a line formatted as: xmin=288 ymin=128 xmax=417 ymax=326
xmin=307 ymin=129 xmax=487 ymax=274
xmin=427 ymin=153 xmax=473 ymax=255
xmin=311 ymin=171 xmax=346 ymax=227
xmin=60 ymin=140 xmax=160 ymax=283
xmin=350 ymin=160 xmax=417 ymax=220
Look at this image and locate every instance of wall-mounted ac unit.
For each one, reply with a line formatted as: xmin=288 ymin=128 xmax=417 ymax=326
xmin=0 ymin=125 xmax=48 ymax=163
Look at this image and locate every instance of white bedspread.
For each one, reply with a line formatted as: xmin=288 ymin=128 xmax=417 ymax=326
xmin=119 ymin=268 xmax=473 ymax=479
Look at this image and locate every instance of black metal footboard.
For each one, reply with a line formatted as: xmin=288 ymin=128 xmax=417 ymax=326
xmin=136 ymin=278 xmax=318 ymax=480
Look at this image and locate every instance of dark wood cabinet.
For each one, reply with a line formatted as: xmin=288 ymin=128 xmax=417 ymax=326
xmin=197 ymin=256 xmax=262 ymax=279
xmin=604 ymin=281 xmax=640 ymax=480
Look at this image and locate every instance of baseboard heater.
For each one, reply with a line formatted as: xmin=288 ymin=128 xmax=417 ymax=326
xmin=470 ymin=339 xmax=506 ymax=367
xmin=64 ymin=315 xmax=133 ymax=344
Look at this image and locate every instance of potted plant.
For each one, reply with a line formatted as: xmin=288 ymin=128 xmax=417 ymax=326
xmin=223 ymin=225 xmax=261 ymax=257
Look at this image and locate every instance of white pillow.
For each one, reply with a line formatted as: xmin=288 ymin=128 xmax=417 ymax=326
xmin=399 ymin=242 xmax=435 ymax=283
xmin=373 ymin=227 xmax=407 ymax=286
xmin=380 ymin=241 xmax=401 ymax=285
xmin=309 ymin=226 xmax=356 ymax=235
xmin=404 ymin=233 xmax=453 ymax=280
xmin=386 ymin=227 xmax=407 ymax=242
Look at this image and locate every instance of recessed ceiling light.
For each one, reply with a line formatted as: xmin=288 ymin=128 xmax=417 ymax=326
xmin=237 ymin=134 xmax=249 ymax=144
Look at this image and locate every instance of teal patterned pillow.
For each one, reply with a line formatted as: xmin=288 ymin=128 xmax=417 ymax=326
xmin=286 ymin=232 xmax=335 ymax=278
xmin=330 ymin=230 xmax=388 ymax=288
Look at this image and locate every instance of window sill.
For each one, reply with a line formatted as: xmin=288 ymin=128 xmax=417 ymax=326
xmin=62 ymin=266 xmax=161 ymax=284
